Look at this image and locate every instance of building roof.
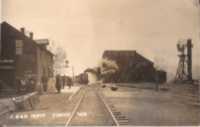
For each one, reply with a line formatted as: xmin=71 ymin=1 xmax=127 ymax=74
xmin=35 ymin=39 xmax=49 ymax=45
xmin=1 ymin=21 xmax=54 ymax=56
xmin=103 ymin=50 xmax=154 ymax=65
xmin=35 ymin=39 xmax=54 ymax=56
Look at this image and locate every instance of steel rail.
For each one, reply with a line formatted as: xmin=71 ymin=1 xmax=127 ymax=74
xmin=96 ymin=90 xmax=120 ymax=126
xmin=65 ymin=86 xmax=120 ymax=126
xmin=65 ymin=90 xmax=86 ymax=127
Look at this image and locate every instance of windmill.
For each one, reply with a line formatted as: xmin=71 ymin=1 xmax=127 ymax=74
xmin=175 ymin=39 xmax=193 ymax=83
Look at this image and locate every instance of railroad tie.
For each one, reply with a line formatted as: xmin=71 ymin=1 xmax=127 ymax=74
xmin=113 ymin=112 xmax=121 ymax=115
xmin=118 ymin=120 xmax=129 ymax=124
xmin=115 ymin=115 xmax=127 ymax=119
xmin=120 ymin=122 xmax=129 ymax=125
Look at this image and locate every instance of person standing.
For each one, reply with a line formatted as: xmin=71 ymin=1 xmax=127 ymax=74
xmin=67 ymin=77 xmax=73 ymax=89
xmin=42 ymin=75 xmax=48 ymax=92
xmin=155 ymin=71 xmax=160 ymax=91
xmin=55 ymin=74 xmax=61 ymax=93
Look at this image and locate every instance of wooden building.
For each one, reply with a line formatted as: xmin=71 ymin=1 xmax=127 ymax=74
xmin=0 ymin=22 xmax=54 ymax=94
xmin=102 ymin=50 xmax=156 ymax=83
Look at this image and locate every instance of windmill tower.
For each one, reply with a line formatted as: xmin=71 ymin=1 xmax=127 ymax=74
xmin=175 ymin=39 xmax=193 ymax=83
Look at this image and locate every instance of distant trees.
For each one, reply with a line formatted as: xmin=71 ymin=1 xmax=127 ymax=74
xmin=99 ymin=58 xmax=119 ymax=83
xmin=82 ymin=59 xmax=119 ymax=83
xmin=53 ymin=47 xmax=68 ymax=75
xmin=154 ymin=56 xmax=167 ymax=71
xmin=46 ymin=40 xmax=69 ymax=76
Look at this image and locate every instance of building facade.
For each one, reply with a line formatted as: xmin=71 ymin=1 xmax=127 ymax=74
xmin=0 ymin=22 xmax=54 ymax=94
xmin=102 ymin=50 xmax=157 ymax=83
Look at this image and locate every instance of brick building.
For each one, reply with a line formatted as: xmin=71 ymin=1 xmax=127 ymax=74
xmin=0 ymin=22 xmax=54 ymax=94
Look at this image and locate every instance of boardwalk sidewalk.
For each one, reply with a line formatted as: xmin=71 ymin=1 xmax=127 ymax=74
xmin=0 ymin=92 xmax=39 ymax=116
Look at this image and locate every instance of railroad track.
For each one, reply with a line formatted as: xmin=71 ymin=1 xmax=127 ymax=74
xmin=65 ymin=88 xmax=86 ymax=126
xmin=65 ymin=85 xmax=129 ymax=126
xmin=96 ymin=87 xmax=129 ymax=126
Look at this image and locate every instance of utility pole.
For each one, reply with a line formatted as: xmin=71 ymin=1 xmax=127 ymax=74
xmin=65 ymin=60 xmax=75 ymax=82
xmin=72 ymin=66 xmax=75 ymax=82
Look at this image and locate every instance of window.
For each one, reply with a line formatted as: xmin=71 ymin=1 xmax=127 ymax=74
xmin=15 ymin=40 xmax=23 ymax=55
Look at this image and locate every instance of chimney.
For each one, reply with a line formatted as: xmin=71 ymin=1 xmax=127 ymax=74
xmin=20 ymin=27 xmax=25 ymax=34
xmin=30 ymin=32 xmax=33 ymax=40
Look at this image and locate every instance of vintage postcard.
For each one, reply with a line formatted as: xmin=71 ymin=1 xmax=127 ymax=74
xmin=0 ymin=0 xmax=200 ymax=126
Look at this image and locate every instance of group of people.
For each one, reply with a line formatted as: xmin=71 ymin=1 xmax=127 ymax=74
xmin=15 ymin=74 xmax=73 ymax=94
xmin=16 ymin=74 xmax=36 ymax=94
xmin=55 ymin=75 xmax=73 ymax=93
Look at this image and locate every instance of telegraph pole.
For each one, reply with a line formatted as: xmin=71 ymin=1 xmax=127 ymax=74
xmin=65 ymin=60 xmax=75 ymax=82
xmin=72 ymin=66 xmax=75 ymax=82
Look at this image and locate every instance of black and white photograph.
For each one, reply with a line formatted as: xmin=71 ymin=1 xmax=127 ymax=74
xmin=0 ymin=0 xmax=200 ymax=126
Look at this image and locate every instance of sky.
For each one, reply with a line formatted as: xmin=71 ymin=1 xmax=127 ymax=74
xmin=0 ymin=0 xmax=1 ymax=22
xmin=2 ymin=0 xmax=200 ymax=80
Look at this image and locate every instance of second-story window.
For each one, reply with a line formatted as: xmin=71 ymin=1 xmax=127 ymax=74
xmin=15 ymin=40 xmax=23 ymax=55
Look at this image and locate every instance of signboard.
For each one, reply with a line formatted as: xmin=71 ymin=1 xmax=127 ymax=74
xmin=0 ymin=59 xmax=14 ymax=70
xmin=0 ymin=59 xmax=14 ymax=63
xmin=0 ymin=65 xmax=14 ymax=70
xmin=16 ymin=40 xmax=23 ymax=55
